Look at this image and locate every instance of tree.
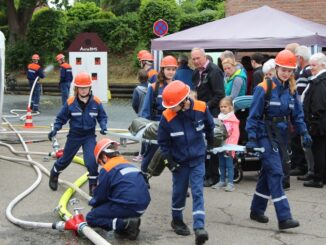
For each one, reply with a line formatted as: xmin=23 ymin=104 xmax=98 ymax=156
xmin=101 ymin=0 xmax=141 ymax=16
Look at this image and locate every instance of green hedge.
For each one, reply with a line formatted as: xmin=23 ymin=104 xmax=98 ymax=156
xmin=179 ymin=10 xmax=217 ymax=31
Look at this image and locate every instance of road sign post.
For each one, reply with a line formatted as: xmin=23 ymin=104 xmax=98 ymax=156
xmin=153 ymin=19 xmax=169 ymax=37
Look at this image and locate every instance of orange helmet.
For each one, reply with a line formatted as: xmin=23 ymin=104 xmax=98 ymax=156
xmin=160 ymin=56 xmax=177 ymax=68
xmin=137 ymin=50 xmax=149 ymax=60
xmin=32 ymin=54 xmax=40 ymax=60
xmin=140 ymin=52 xmax=154 ymax=61
xmin=162 ymin=80 xmax=190 ymax=108
xmin=275 ymin=50 xmax=296 ymax=69
xmin=73 ymin=72 xmax=92 ymax=87
xmin=94 ymin=138 xmax=120 ymax=164
xmin=56 ymin=53 xmax=65 ymax=61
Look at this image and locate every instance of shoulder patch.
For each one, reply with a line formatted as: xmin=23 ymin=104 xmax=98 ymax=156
xmin=148 ymin=69 xmax=158 ymax=78
xmin=163 ymin=109 xmax=177 ymax=122
xmin=193 ymin=100 xmax=206 ymax=112
xmin=67 ymin=96 xmax=75 ymax=105
xmin=93 ymin=96 xmax=101 ymax=104
xmin=258 ymin=79 xmax=276 ymax=92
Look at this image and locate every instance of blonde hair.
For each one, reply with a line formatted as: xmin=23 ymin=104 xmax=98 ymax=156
xmin=289 ymin=75 xmax=296 ymax=95
xmin=219 ymin=96 xmax=233 ymax=107
xmin=222 ymin=57 xmax=236 ymax=67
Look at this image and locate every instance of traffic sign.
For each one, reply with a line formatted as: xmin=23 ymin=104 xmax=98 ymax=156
xmin=153 ymin=19 xmax=169 ymax=37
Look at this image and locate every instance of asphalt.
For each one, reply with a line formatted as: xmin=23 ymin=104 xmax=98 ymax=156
xmin=0 ymin=94 xmax=326 ymax=245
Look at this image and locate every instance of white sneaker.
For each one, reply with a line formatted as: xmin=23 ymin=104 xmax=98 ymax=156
xmin=224 ymin=184 xmax=235 ymax=192
xmin=212 ymin=181 xmax=226 ymax=189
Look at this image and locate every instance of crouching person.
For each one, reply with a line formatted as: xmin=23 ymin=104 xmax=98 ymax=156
xmin=158 ymin=81 xmax=215 ymax=245
xmin=86 ymin=138 xmax=151 ymax=240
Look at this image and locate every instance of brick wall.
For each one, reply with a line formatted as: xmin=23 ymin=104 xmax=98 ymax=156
xmin=226 ymin=0 xmax=326 ymax=25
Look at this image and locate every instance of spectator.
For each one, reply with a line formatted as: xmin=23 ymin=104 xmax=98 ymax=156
xmin=222 ymin=58 xmax=247 ymax=99
xmin=174 ymin=54 xmax=194 ymax=89
xmin=132 ymin=69 xmax=148 ymax=116
xmin=262 ymin=59 xmax=276 ymax=79
xmin=303 ymin=53 xmax=326 ymax=188
xmin=241 ymin=56 xmax=253 ymax=95
xmin=191 ymin=47 xmax=225 ymax=187
xmin=285 ymin=43 xmax=300 ymax=79
xmin=250 ymin=53 xmax=265 ymax=93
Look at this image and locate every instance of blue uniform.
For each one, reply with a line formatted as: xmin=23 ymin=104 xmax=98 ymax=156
xmin=246 ymin=77 xmax=307 ymax=222
xmin=86 ymin=156 xmax=150 ymax=231
xmin=158 ymin=99 xmax=214 ymax=230
xmin=147 ymin=67 xmax=158 ymax=84
xmin=59 ymin=62 xmax=73 ymax=105
xmin=27 ymin=63 xmax=45 ymax=111
xmin=51 ymin=95 xmax=107 ymax=186
xmin=140 ymin=81 xmax=168 ymax=173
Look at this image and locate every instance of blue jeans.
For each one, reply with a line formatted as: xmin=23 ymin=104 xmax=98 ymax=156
xmin=218 ymin=153 xmax=234 ymax=184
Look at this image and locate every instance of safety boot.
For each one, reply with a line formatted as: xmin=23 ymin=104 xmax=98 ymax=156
xmin=194 ymin=228 xmax=209 ymax=245
xmin=49 ymin=172 xmax=59 ymax=191
xmin=279 ymin=218 xmax=300 ymax=230
xmin=89 ymin=184 xmax=97 ymax=196
xmin=123 ymin=217 xmax=141 ymax=240
xmin=250 ymin=212 xmax=269 ymax=223
xmin=171 ymin=219 xmax=190 ymax=236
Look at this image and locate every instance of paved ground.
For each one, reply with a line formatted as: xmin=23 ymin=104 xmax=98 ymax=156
xmin=0 ymin=94 xmax=326 ymax=245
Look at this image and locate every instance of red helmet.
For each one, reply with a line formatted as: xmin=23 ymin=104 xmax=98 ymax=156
xmin=275 ymin=50 xmax=296 ymax=69
xmin=73 ymin=72 xmax=92 ymax=87
xmin=94 ymin=138 xmax=120 ymax=164
xmin=162 ymin=80 xmax=190 ymax=108
xmin=32 ymin=54 xmax=40 ymax=60
xmin=140 ymin=52 xmax=154 ymax=61
xmin=137 ymin=50 xmax=150 ymax=60
xmin=160 ymin=56 xmax=177 ymax=68
xmin=56 ymin=53 xmax=65 ymax=61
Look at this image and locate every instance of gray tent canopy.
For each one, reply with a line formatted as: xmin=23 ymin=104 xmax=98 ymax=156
xmin=151 ymin=5 xmax=326 ymax=51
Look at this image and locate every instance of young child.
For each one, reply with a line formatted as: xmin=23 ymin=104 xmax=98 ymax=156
xmin=212 ymin=96 xmax=240 ymax=192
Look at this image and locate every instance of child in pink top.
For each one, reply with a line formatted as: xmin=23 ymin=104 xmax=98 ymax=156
xmin=212 ymin=97 xmax=240 ymax=192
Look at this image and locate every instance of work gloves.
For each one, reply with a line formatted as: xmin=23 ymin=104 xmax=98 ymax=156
xmin=100 ymin=129 xmax=107 ymax=135
xmin=163 ymin=155 xmax=180 ymax=172
xmin=48 ymin=130 xmax=57 ymax=141
xmin=301 ymin=132 xmax=312 ymax=148
xmin=246 ymin=138 xmax=258 ymax=152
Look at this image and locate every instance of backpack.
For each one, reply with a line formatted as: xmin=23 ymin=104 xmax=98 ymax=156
xmin=212 ymin=118 xmax=228 ymax=147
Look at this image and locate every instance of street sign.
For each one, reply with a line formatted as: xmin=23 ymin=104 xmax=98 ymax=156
xmin=153 ymin=19 xmax=169 ymax=37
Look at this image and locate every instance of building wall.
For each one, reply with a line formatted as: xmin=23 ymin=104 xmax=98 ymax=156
xmin=226 ymin=0 xmax=326 ymax=25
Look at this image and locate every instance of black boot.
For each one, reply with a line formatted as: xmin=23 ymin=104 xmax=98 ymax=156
xmin=123 ymin=217 xmax=141 ymax=240
xmin=297 ymin=173 xmax=313 ymax=181
xmin=279 ymin=218 xmax=300 ymax=230
xmin=49 ymin=172 xmax=59 ymax=191
xmin=303 ymin=179 xmax=324 ymax=188
xmin=194 ymin=228 xmax=209 ymax=245
xmin=171 ymin=219 xmax=190 ymax=236
xmin=89 ymin=184 xmax=97 ymax=196
xmin=250 ymin=212 xmax=269 ymax=223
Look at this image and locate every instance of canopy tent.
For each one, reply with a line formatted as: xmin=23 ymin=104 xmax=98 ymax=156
xmin=151 ymin=6 xmax=326 ymax=51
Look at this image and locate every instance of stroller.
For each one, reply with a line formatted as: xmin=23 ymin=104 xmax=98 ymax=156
xmin=232 ymin=95 xmax=262 ymax=183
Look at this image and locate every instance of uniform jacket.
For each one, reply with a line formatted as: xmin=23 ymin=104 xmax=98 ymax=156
xmin=27 ymin=63 xmax=45 ymax=81
xmin=246 ymin=77 xmax=307 ymax=140
xmin=174 ymin=65 xmax=194 ymax=90
xmin=53 ymin=95 xmax=107 ymax=136
xmin=192 ymin=61 xmax=225 ymax=117
xmin=132 ymin=82 xmax=148 ymax=116
xmin=89 ymin=156 xmax=151 ymax=212
xmin=158 ymin=99 xmax=215 ymax=166
xmin=303 ymin=70 xmax=326 ymax=136
xmin=59 ymin=62 xmax=73 ymax=84
xmin=147 ymin=67 xmax=158 ymax=84
xmin=140 ymin=80 xmax=167 ymax=121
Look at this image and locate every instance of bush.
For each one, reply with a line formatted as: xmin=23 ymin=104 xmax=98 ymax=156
xmin=27 ymin=8 xmax=67 ymax=63
xmin=66 ymin=2 xmax=102 ymax=22
xmin=180 ymin=0 xmax=199 ymax=14
xmin=179 ymin=10 xmax=217 ymax=31
xmin=139 ymin=0 xmax=181 ymax=46
xmin=5 ymin=41 xmax=32 ymax=71
xmin=196 ymin=0 xmax=222 ymax=11
xmin=0 ymin=25 xmax=8 ymax=40
xmin=0 ymin=11 xmax=6 ymax=26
